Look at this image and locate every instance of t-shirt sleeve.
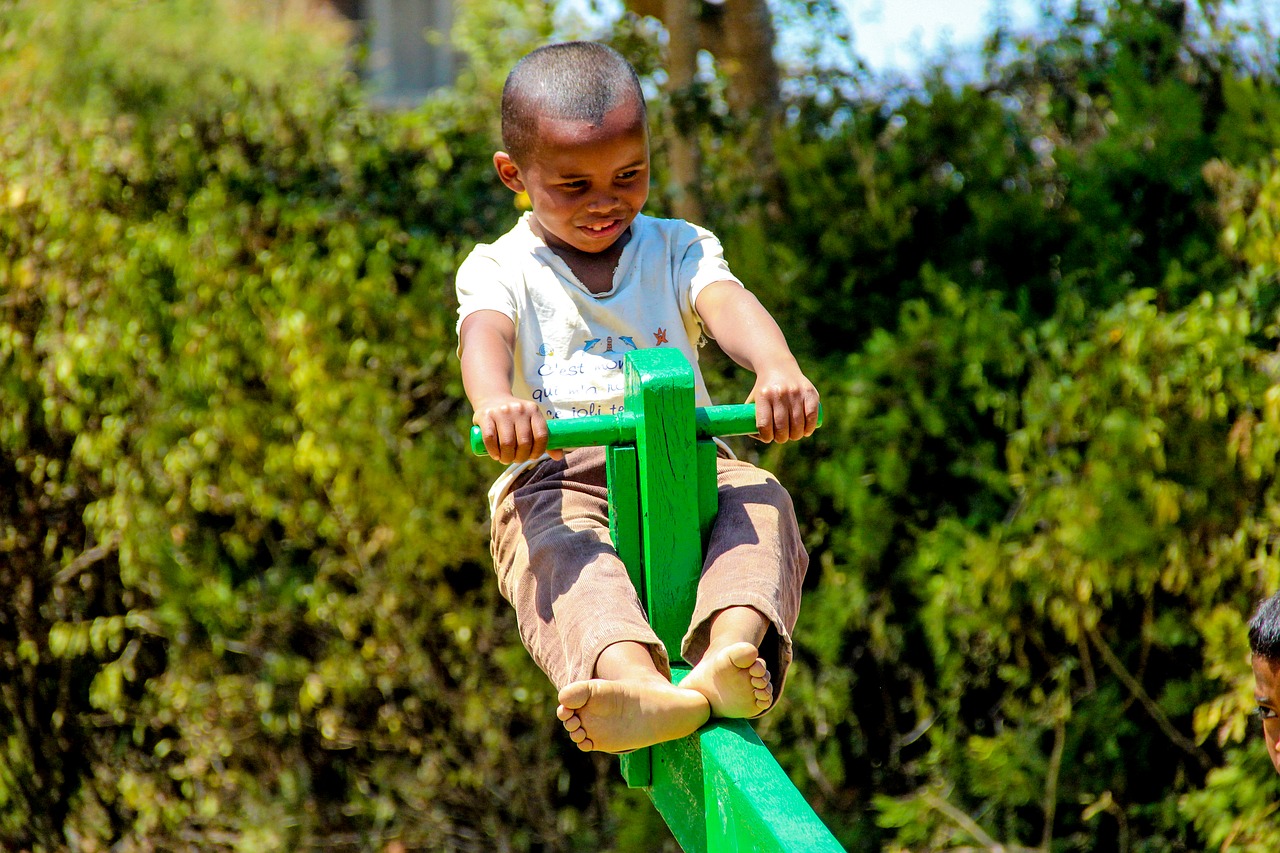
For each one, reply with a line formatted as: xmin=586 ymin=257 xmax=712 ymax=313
xmin=454 ymin=249 xmax=519 ymax=342
xmin=678 ymin=223 xmax=744 ymax=329
xmin=679 ymin=223 xmax=743 ymax=304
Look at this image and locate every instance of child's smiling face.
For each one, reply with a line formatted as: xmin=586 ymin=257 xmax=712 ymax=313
xmin=1252 ymin=653 xmax=1280 ymax=774
xmin=494 ymin=98 xmax=649 ymax=255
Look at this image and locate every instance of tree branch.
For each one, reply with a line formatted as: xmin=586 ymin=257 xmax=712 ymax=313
xmin=1087 ymin=625 xmax=1212 ymax=770
xmin=52 ymin=534 xmax=119 ymax=586
xmin=921 ymin=790 xmax=1040 ymax=853
xmin=1039 ymin=714 xmax=1066 ymax=851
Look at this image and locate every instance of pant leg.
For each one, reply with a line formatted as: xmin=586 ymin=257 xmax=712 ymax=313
xmin=490 ymin=447 xmax=670 ymax=689
xmin=681 ymin=456 xmax=809 ymax=702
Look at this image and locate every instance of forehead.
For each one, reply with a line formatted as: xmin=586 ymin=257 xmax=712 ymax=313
xmin=528 ymin=100 xmax=648 ymax=168
xmin=1253 ymin=655 xmax=1280 ymax=697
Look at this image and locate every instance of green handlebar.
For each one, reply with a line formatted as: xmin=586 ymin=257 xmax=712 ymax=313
xmin=469 ymin=403 xmax=822 ymax=456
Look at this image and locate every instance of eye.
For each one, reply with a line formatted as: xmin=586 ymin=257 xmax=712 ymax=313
xmin=1256 ymin=705 xmax=1277 ymax=720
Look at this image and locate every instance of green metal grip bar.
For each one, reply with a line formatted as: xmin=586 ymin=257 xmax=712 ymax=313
xmin=469 ymin=403 xmax=821 ymax=456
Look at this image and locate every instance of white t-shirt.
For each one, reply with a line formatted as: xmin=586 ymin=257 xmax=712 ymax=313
xmin=456 ymin=212 xmax=743 ymax=513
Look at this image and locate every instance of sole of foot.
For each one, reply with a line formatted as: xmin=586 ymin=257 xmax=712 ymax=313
xmin=681 ymin=641 xmax=773 ymax=719
xmin=556 ymin=678 xmax=711 ymax=753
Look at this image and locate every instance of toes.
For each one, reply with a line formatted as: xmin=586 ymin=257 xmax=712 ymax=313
xmin=564 ymin=715 xmax=593 ymax=750
xmin=558 ymin=681 xmax=591 ymax=711
xmin=727 ymin=642 xmax=760 ymax=670
xmin=557 ymin=685 xmax=596 ymax=749
xmin=748 ymin=659 xmax=768 ymax=679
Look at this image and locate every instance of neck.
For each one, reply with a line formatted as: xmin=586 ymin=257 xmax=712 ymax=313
xmin=533 ymin=219 xmax=633 ymax=267
xmin=532 ymin=219 xmax=632 ymax=294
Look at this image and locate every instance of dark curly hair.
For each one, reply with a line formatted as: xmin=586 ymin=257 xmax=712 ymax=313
xmin=1249 ymin=591 xmax=1280 ymax=660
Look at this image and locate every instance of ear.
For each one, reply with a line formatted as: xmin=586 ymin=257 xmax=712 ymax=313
xmin=493 ymin=152 xmax=526 ymax=194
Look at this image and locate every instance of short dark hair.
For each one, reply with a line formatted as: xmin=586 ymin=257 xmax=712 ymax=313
xmin=1249 ymin=591 xmax=1280 ymax=660
xmin=500 ymin=41 xmax=646 ymax=165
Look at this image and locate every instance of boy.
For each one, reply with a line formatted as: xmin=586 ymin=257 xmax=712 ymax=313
xmin=455 ymin=41 xmax=820 ymax=754
xmin=1248 ymin=591 xmax=1280 ymax=774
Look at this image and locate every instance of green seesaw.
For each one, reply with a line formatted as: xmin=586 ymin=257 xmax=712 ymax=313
xmin=470 ymin=347 xmax=843 ymax=853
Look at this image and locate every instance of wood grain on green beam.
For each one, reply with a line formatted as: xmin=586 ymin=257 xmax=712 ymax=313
xmin=626 ymin=349 xmax=700 ymax=662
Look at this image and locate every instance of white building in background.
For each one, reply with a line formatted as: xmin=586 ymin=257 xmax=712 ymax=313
xmin=321 ymin=0 xmax=459 ymax=107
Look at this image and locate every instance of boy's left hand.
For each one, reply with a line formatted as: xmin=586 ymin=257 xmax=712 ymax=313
xmin=747 ymin=366 xmax=820 ymax=444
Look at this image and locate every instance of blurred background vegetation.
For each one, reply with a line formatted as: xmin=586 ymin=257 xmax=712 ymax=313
xmin=3 ymin=0 xmax=1280 ymax=850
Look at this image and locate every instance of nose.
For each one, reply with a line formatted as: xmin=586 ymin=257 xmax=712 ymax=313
xmin=586 ymin=190 xmax=620 ymax=213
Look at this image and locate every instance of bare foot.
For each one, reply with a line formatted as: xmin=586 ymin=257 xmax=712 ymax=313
xmin=681 ymin=641 xmax=773 ymax=719
xmin=555 ymin=678 xmax=710 ymax=753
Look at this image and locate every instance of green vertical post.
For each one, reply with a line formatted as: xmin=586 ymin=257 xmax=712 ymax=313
xmin=609 ymin=443 xmax=653 ymax=788
xmin=607 ymin=444 xmax=645 ymax=612
xmin=624 ymin=348 xmax=702 ymax=662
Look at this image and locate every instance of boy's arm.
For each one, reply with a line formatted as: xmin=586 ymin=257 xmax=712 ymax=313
xmin=458 ymin=310 xmax=561 ymax=464
xmin=694 ymin=281 xmax=820 ymax=444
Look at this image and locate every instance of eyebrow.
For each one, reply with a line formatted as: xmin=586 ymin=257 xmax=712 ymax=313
xmin=553 ymin=159 xmax=649 ymax=180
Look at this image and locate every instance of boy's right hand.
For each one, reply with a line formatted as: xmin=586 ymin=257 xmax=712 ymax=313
xmin=472 ymin=395 xmax=562 ymax=464
xmin=458 ymin=311 xmax=561 ymax=465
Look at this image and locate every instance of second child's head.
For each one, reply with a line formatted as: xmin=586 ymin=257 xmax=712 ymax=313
xmin=494 ymin=42 xmax=649 ymax=255
xmin=1248 ymin=591 xmax=1280 ymax=774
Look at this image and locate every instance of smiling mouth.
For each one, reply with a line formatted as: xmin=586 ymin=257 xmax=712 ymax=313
xmin=581 ymin=219 xmax=622 ymax=236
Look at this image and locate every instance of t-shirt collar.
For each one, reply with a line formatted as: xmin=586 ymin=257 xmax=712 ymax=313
xmin=520 ymin=212 xmax=645 ymax=297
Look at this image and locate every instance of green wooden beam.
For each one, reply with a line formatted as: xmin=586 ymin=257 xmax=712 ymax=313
xmin=657 ymin=725 xmax=847 ymax=852
xmin=641 ymin=668 xmax=845 ymax=853
xmin=699 ymin=720 xmax=845 ymax=852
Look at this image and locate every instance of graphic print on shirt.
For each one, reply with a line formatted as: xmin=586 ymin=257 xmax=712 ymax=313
xmin=530 ymin=331 xmax=641 ymax=419
xmin=581 ymin=335 xmax=638 ymax=356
